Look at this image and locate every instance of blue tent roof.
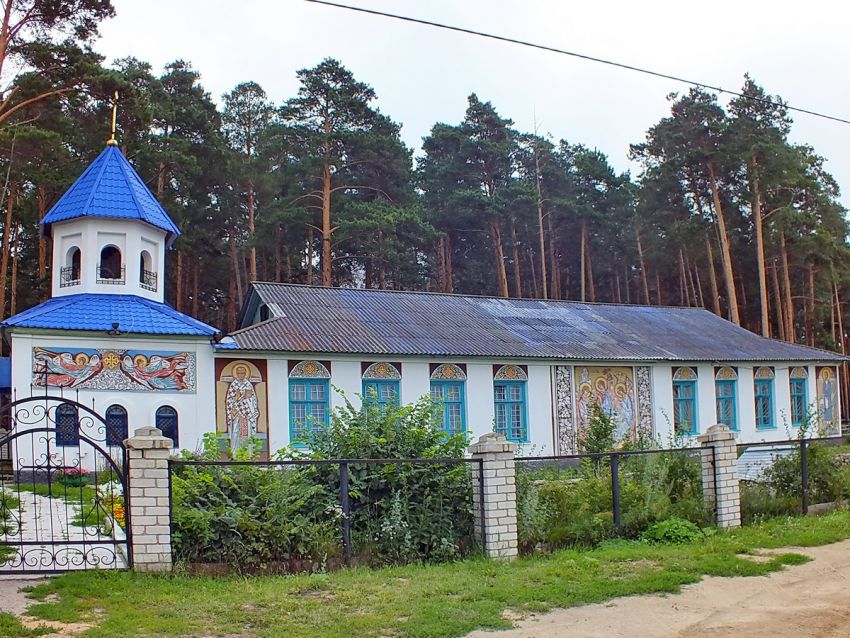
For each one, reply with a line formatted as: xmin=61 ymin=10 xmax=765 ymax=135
xmin=40 ymin=145 xmax=180 ymax=241
xmin=1 ymin=294 xmax=218 ymax=337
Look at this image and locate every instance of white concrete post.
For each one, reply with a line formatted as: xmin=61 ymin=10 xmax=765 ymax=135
xmin=124 ymin=426 xmax=173 ymax=572
xmin=469 ymin=432 xmax=518 ymax=560
xmin=698 ymin=424 xmax=741 ymax=528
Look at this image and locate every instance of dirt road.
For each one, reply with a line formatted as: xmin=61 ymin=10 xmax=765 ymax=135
xmin=468 ymin=539 xmax=850 ymax=638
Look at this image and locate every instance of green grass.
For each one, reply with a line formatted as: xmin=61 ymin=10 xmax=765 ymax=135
xmin=0 ymin=613 xmax=51 ymax=637
xmin=16 ymin=510 xmax=850 ymax=638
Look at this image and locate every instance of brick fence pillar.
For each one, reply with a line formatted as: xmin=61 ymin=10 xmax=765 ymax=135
xmin=124 ymin=426 xmax=173 ymax=572
xmin=698 ymin=424 xmax=741 ymax=528
xmin=469 ymin=432 xmax=518 ymax=560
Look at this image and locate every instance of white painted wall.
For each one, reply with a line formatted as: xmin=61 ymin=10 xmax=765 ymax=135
xmin=51 ymin=218 xmax=166 ymax=302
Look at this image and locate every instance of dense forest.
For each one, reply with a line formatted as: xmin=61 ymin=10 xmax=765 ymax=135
xmin=2 ymin=1 xmax=849 ymax=374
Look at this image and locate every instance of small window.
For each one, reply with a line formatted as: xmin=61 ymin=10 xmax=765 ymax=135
xmin=289 ymin=379 xmax=330 ymax=441
xmin=672 ymin=367 xmax=698 ymax=435
xmin=494 ymin=381 xmax=526 ymax=442
xmin=155 ymin=406 xmax=178 ymax=446
xmin=715 ymin=367 xmax=738 ymax=431
xmin=55 ymin=403 xmax=79 ymax=447
xmin=790 ymin=368 xmax=808 ymax=427
xmin=363 ymin=380 xmax=400 ymax=409
xmin=61 ymin=247 xmax=81 ymax=287
xmin=754 ymin=367 xmax=775 ymax=430
xmin=98 ymin=245 xmax=124 ymax=282
xmin=105 ymin=405 xmax=128 ymax=446
xmin=139 ymin=251 xmax=156 ymax=291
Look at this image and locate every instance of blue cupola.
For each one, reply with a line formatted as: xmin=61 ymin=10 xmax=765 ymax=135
xmin=41 ymin=144 xmax=180 ymax=243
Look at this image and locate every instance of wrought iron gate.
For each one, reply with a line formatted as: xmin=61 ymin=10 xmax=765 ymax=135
xmin=0 ymin=396 xmax=131 ymax=573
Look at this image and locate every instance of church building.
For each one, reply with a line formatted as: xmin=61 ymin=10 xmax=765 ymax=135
xmin=1 ymin=142 xmax=844 ymax=459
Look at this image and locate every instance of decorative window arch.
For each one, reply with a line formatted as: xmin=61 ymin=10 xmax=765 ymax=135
xmin=494 ymin=365 xmax=528 ymax=381
xmin=673 ymin=367 xmax=698 ymax=381
xmin=362 ymin=362 xmax=401 ymax=380
xmin=430 ymin=363 xmax=466 ymax=381
xmin=155 ymin=405 xmax=178 ymax=446
xmin=715 ymin=367 xmax=738 ymax=381
xmin=289 ymin=360 xmax=331 ymax=379
xmin=754 ymin=367 xmax=775 ymax=380
xmin=55 ymin=403 xmax=79 ymax=447
xmin=790 ymin=367 xmax=809 ymax=380
xmin=98 ymin=245 xmax=124 ymax=282
xmin=105 ymin=404 xmax=128 ymax=446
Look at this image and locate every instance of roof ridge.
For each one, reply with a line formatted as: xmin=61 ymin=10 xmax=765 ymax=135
xmin=251 ymin=281 xmax=707 ymax=312
xmin=227 ymin=315 xmax=285 ymax=336
xmin=113 ymin=148 xmax=147 ymax=224
xmin=134 ymin=295 xmax=217 ymax=332
xmin=81 ymin=147 xmax=113 ymax=220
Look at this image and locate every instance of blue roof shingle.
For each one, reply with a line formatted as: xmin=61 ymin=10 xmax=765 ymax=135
xmin=41 ymin=146 xmax=180 ymax=240
xmin=1 ymin=294 xmax=218 ymax=337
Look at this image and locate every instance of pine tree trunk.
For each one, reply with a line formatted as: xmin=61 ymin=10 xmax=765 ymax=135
xmin=614 ymin=270 xmax=622 ymax=304
xmin=227 ymin=277 xmax=237 ymax=332
xmin=780 ymin=232 xmax=795 ymax=342
xmin=284 ymin=244 xmax=292 ymax=282
xmin=306 ymin=228 xmax=314 ymax=285
xmin=37 ymin=185 xmax=47 ymax=279
xmin=534 ymin=145 xmax=548 ymax=299
xmin=435 ymin=237 xmax=446 ymax=292
xmin=580 ymin=220 xmax=587 ymax=302
xmin=378 ymin=230 xmax=387 ymax=290
xmin=175 ymin=250 xmax=184 ymax=312
xmin=9 ymin=223 xmax=17 ymax=316
xmin=586 ymin=245 xmax=596 ymax=302
xmin=247 ymin=181 xmax=257 ymax=281
xmin=678 ymin=248 xmax=689 ymax=306
xmin=705 ymin=235 xmax=721 ymax=315
xmin=229 ymin=238 xmax=243 ymax=301
xmin=510 ymin=217 xmax=522 ymax=297
xmin=548 ymin=216 xmax=559 ymax=299
xmin=527 ymin=248 xmax=540 ymax=299
xmin=693 ymin=259 xmax=705 ymax=307
xmin=750 ymin=159 xmax=769 ymax=337
xmin=444 ymin=234 xmax=454 ymax=293
xmin=274 ymin=229 xmax=282 ymax=282
xmin=806 ymin=263 xmax=816 ymax=347
xmin=770 ymin=259 xmax=786 ymax=341
xmin=489 ymin=220 xmax=509 ymax=297
xmin=705 ymin=163 xmax=740 ymax=325
xmin=192 ymin=259 xmax=200 ymax=318
xmin=0 ymin=183 xmax=14 ymax=318
xmin=685 ymin=253 xmax=699 ymax=307
xmin=321 ymin=162 xmax=332 ymax=287
xmin=636 ymin=230 xmax=650 ymax=304
xmin=624 ymin=265 xmax=631 ymax=304
xmin=655 ymin=272 xmax=662 ymax=305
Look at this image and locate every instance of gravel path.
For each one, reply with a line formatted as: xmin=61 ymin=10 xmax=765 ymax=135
xmin=468 ymin=539 xmax=850 ymax=638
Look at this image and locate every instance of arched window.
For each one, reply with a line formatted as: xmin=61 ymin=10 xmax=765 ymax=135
xmin=430 ymin=364 xmax=467 ymax=435
xmin=155 ymin=406 xmax=178 ymax=446
xmin=105 ymin=405 xmax=128 ymax=446
xmin=714 ymin=367 xmax=738 ymax=431
xmin=61 ymin=247 xmax=81 ymax=287
xmin=139 ymin=251 xmax=156 ymax=291
xmin=672 ymin=367 xmax=698 ymax=435
xmin=493 ymin=366 xmax=528 ymax=442
xmin=55 ymin=403 xmax=79 ymax=447
xmin=289 ymin=361 xmax=331 ymax=442
xmin=98 ymin=245 xmax=124 ymax=283
xmin=790 ymin=367 xmax=808 ymax=428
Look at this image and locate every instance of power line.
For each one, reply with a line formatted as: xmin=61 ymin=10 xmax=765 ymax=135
xmin=305 ymin=0 xmax=850 ymax=126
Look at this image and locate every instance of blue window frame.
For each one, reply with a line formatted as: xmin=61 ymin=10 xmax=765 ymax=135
xmin=715 ymin=380 xmax=737 ymax=430
xmin=290 ymin=379 xmax=330 ymax=441
xmin=431 ymin=381 xmax=466 ymax=435
xmin=673 ymin=380 xmax=697 ymax=435
xmin=55 ymin=403 xmax=79 ymax=447
xmin=790 ymin=378 xmax=808 ymax=427
xmin=494 ymin=381 xmax=527 ymax=442
xmin=105 ymin=405 xmax=128 ymax=446
xmin=754 ymin=379 xmax=774 ymax=429
xmin=155 ymin=406 xmax=179 ymax=446
xmin=362 ymin=380 xmax=400 ymax=409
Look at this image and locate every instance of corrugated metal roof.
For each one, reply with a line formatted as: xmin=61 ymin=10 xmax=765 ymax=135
xmin=2 ymin=294 xmax=218 ymax=337
xmin=41 ymin=146 xmax=180 ymax=240
xmin=225 ymin=283 xmax=845 ymax=362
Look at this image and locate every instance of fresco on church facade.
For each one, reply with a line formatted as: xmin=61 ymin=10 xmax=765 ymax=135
xmin=817 ymin=366 xmax=840 ymax=435
xmin=575 ymin=366 xmax=636 ymax=441
xmin=32 ymin=347 xmax=195 ymax=391
xmin=215 ymin=359 xmax=269 ymax=458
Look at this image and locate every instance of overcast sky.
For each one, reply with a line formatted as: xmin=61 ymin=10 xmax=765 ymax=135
xmin=96 ymin=0 xmax=850 ymax=206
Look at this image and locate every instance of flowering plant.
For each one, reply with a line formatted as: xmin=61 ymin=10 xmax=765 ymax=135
xmin=56 ymin=466 xmax=91 ymax=487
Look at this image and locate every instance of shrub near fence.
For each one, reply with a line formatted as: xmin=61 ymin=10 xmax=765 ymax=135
xmin=170 ymin=396 xmax=478 ymax=573
xmin=516 ymin=447 xmax=710 ymax=552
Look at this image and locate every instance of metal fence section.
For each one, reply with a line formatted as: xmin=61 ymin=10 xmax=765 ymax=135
xmin=167 ymin=457 xmax=483 ymax=571
xmin=737 ymin=435 xmax=850 ymax=523
xmin=514 ymin=446 xmax=709 ymax=549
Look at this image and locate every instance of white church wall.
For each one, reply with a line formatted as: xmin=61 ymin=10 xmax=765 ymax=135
xmin=651 ymin=365 xmax=675 ymax=444
xmin=8 ymin=331 xmax=216 ymax=466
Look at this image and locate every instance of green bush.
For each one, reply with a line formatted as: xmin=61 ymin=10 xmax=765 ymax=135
xmin=640 ymin=517 xmax=703 ymax=544
xmin=171 ymin=394 xmax=475 ymax=572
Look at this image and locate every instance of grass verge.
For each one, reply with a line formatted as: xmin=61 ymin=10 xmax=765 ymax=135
xmin=19 ymin=510 xmax=850 ymax=638
xmin=0 ymin=612 xmax=51 ymax=637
